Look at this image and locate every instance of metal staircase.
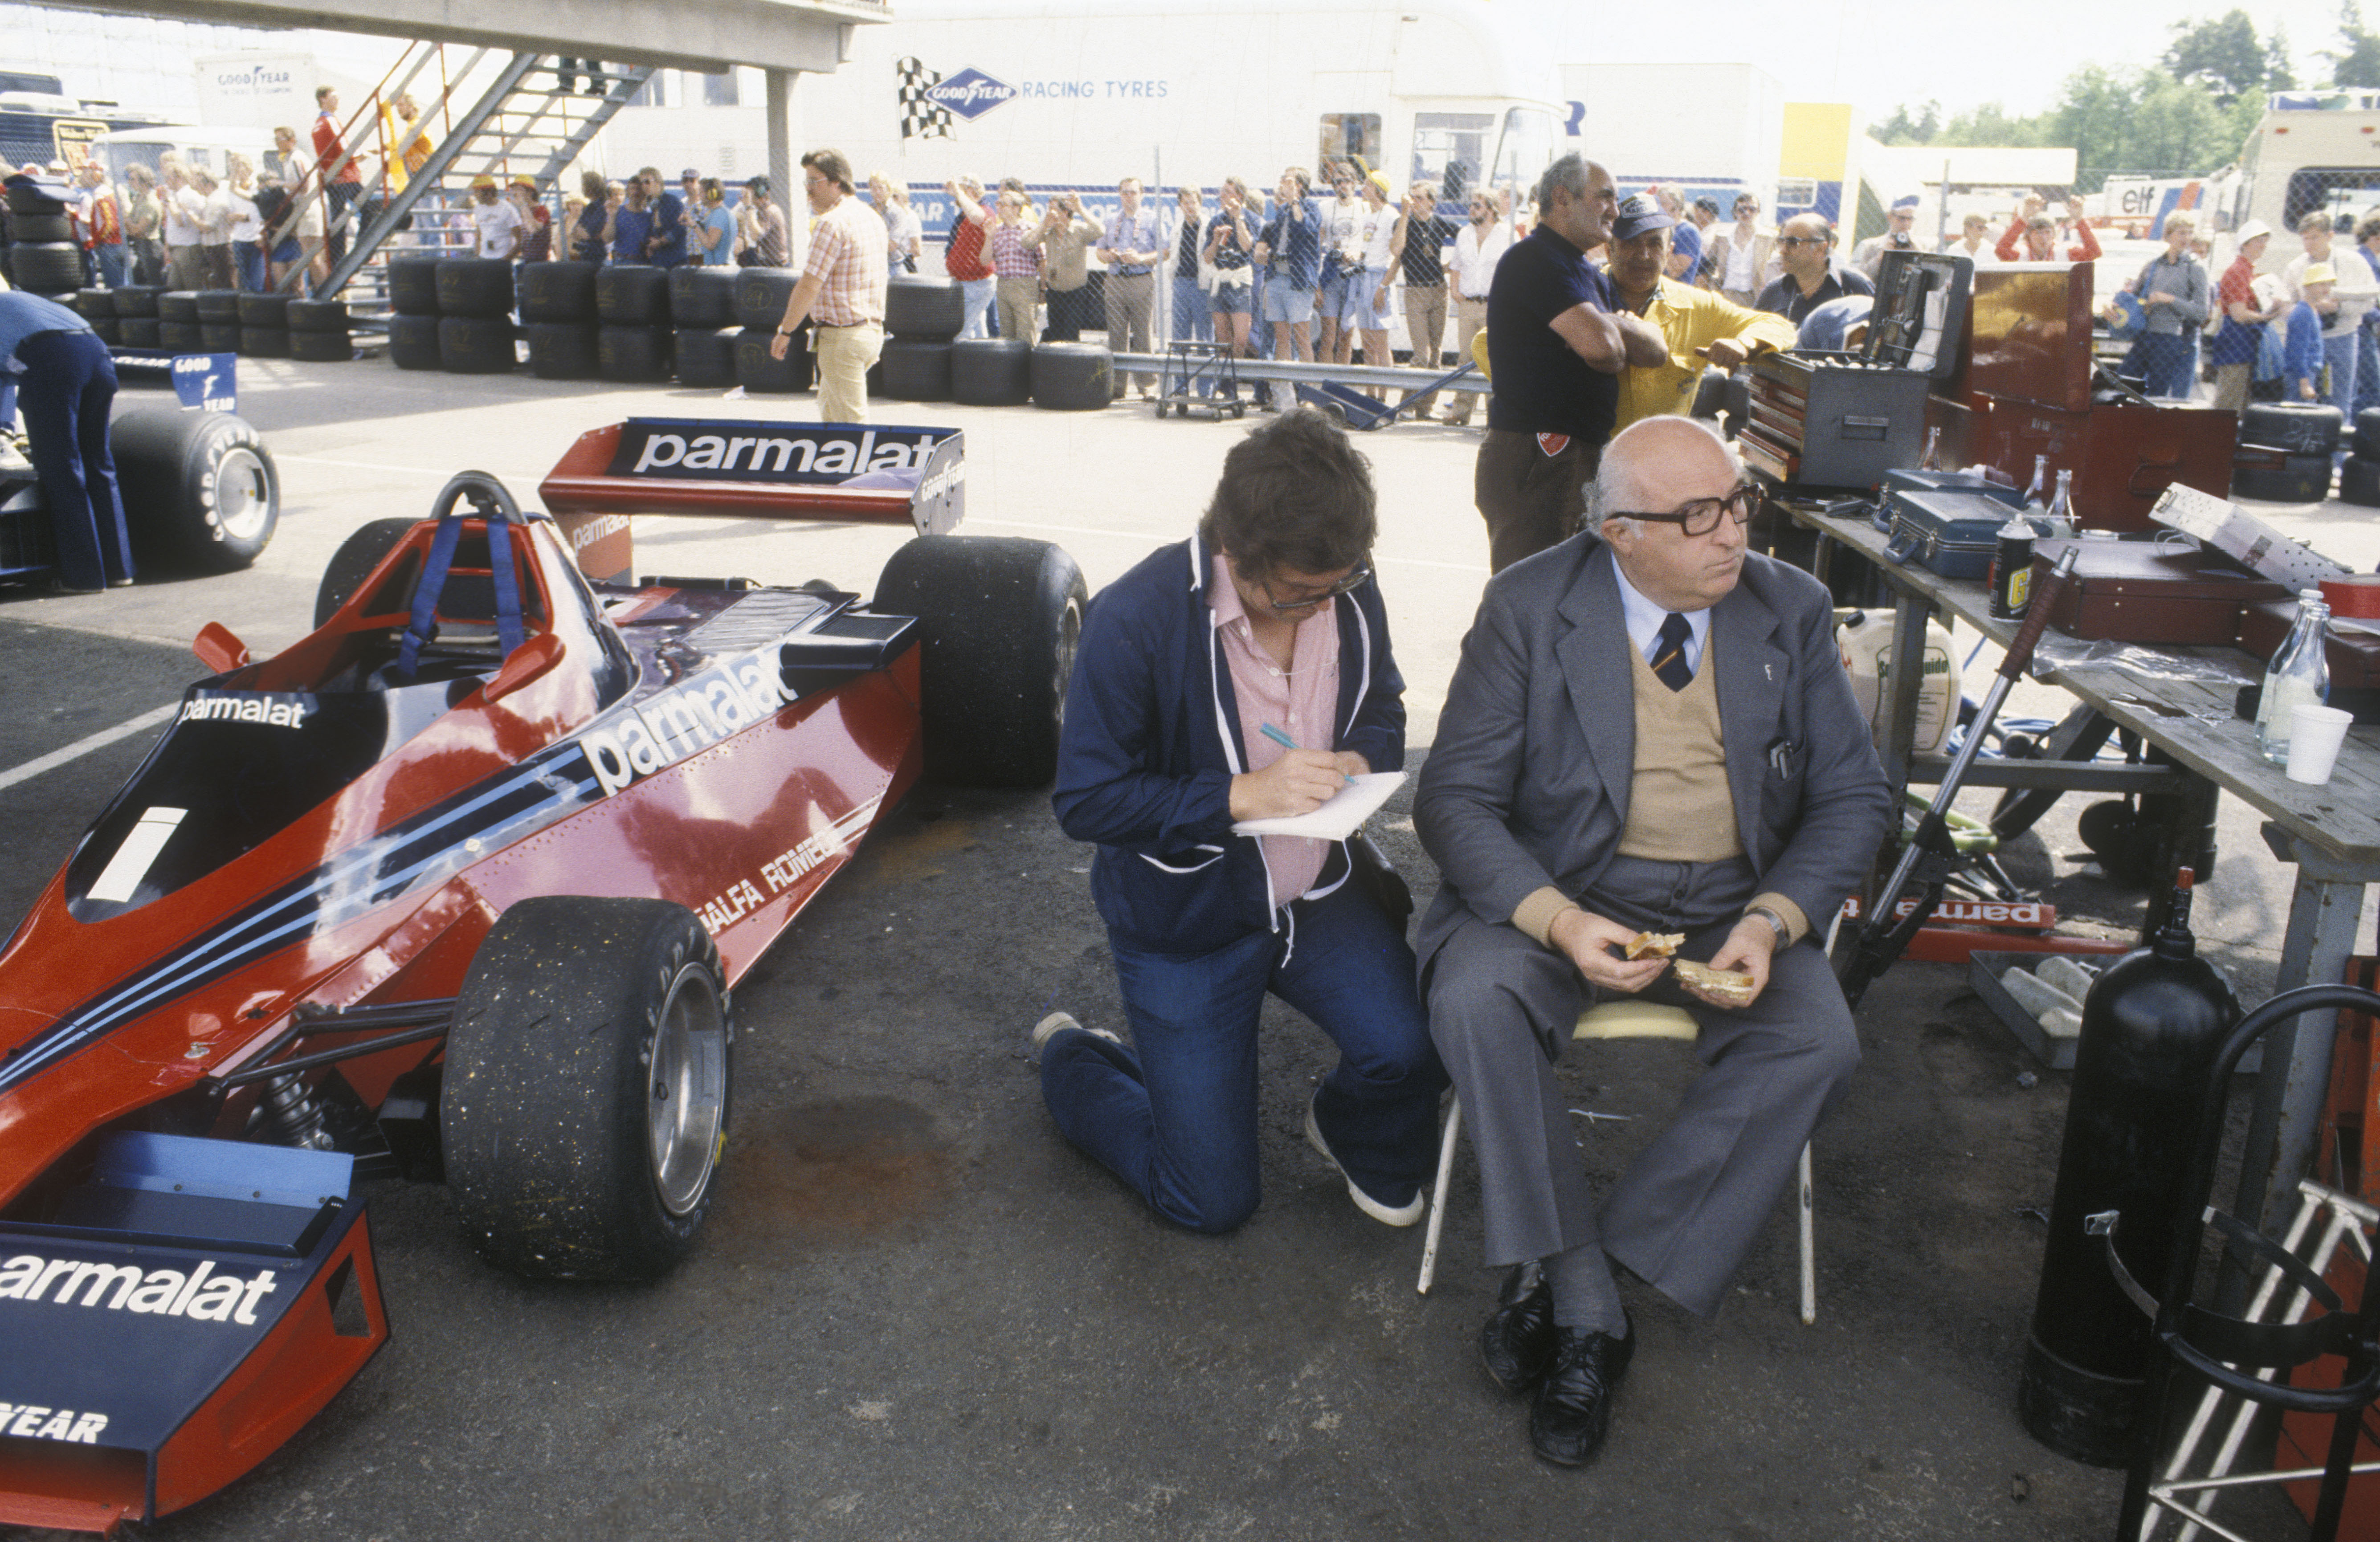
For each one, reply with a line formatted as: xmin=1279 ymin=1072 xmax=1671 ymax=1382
xmin=309 ymin=49 xmax=655 ymax=316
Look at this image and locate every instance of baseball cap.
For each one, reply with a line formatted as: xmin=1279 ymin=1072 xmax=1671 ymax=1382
xmin=681 ymin=167 xmax=700 ymax=180
xmin=1611 ymin=192 xmax=1675 ymax=242
xmin=1890 ymin=195 xmax=1919 ymax=212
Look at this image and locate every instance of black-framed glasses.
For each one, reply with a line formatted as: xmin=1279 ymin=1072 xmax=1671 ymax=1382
xmin=1260 ymin=562 xmax=1372 ymax=612
xmin=1610 ymin=483 xmax=1761 ymax=537
xmin=1777 ymin=236 xmax=1828 ymax=249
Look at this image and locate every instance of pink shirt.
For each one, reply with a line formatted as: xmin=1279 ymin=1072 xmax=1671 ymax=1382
xmin=1210 ymin=555 xmax=1340 ymax=909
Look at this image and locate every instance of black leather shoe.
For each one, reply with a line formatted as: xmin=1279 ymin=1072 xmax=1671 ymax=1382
xmin=1478 ymin=1260 xmax=1555 ymax=1394
xmin=1529 ymin=1318 xmax=1635 ymax=1467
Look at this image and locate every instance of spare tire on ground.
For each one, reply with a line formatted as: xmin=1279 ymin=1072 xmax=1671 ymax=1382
xmin=236 ymin=291 xmax=291 ymax=328
xmin=440 ymin=315 xmax=518 ymax=373
xmin=289 ymin=327 xmax=352 ymax=363
xmin=518 ymin=260 xmax=600 ymax=322
xmin=89 ymin=315 xmax=120 ymax=345
xmin=438 ymin=257 xmax=516 ymax=319
xmin=388 ymin=256 xmax=442 ymax=315
xmin=157 ymin=290 xmax=203 ymax=324
xmin=7 ymin=212 xmax=73 ymax=244
xmin=600 ymin=322 xmax=673 ymax=380
xmin=72 ymin=288 xmax=113 ymax=321
xmin=951 ymin=338 xmax=1031 ymax=406
xmin=734 ymin=326 xmax=812 ymax=392
xmin=669 ymin=267 xmax=738 ymax=328
xmin=527 ymin=322 xmax=600 ymax=379
xmin=2233 ymin=452 xmax=2334 ymax=504
xmin=5 ymin=242 xmax=82 ymax=293
xmin=733 ymin=267 xmax=798 ymax=330
xmin=199 ymin=322 xmax=242 ymax=352
xmin=872 ymin=535 xmax=1087 ymax=787
xmin=2341 ymin=454 xmax=2380 ymax=508
xmin=880 ymin=339 xmax=953 ymax=401
xmin=287 ymin=298 xmax=350 ymax=331
xmin=110 ymin=406 xmax=279 ymax=571
xmin=886 ymin=277 xmax=965 ymax=341
xmin=2355 ymin=406 xmax=2380 ymax=462
xmin=241 ymin=325 xmax=290 ymax=358
xmin=158 ymin=321 xmax=204 ymax=351
xmin=389 ymin=313 xmax=443 ymax=370
xmin=1029 ymin=342 xmax=1113 ymax=410
xmin=111 ymin=286 xmax=161 ymax=318
xmin=119 ymin=317 xmax=160 ymax=348
xmin=673 ymin=326 xmax=740 ymax=388
xmin=194 ymin=290 xmax=242 ymax=322
xmin=2238 ymin=400 xmax=2345 ymax=457
xmin=597 ymin=265 xmax=670 ymax=325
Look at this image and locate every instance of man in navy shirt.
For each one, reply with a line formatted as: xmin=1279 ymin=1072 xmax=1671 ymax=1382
xmin=1477 ymin=155 xmax=1667 ymax=572
xmin=0 ymin=288 xmax=132 ymax=592
xmin=1254 ymin=169 xmax=1322 ymax=363
xmin=1755 ymin=214 xmax=1873 ymax=327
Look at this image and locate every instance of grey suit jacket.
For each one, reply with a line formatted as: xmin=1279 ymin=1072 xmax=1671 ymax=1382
xmin=1414 ymin=535 xmax=1892 ymax=970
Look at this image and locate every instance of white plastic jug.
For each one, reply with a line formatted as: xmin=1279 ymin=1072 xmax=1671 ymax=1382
xmin=1837 ymin=609 xmax=1960 ymax=755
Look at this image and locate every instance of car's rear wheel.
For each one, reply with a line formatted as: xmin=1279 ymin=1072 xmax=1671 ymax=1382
xmin=873 ymin=535 xmax=1086 ymax=787
xmin=443 ymin=897 xmax=732 ymax=1281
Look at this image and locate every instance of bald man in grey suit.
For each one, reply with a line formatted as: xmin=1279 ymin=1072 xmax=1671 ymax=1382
xmin=1414 ymin=416 xmax=1892 ymax=1467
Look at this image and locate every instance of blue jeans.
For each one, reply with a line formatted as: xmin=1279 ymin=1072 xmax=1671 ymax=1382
xmin=2325 ymin=330 xmax=2360 ymax=419
xmin=958 ymin=275 xmax=996 ymax=339
xmin=94 ymin=243 xmax=127 ymax=289
xmin=1172 ymin=274 xmax=1213 ymax=343
xmin=2130 ymin=330 xmax=2197 ymax=400
xmin=1040 ymin=881 xmax=1446 ymax=1233
xmin=234 ymin=242 xmax=268 ymax=293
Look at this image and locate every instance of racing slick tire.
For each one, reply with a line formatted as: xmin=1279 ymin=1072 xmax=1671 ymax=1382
xmin=885 ymin=276 xmax=964 ymax=341
xmin=241 ymin=324 xmax=290 ymax=358
xmin=387 ymin=256 xmax=442 ymax=315
xmin=73 ymin=288 xmax=113 ymax=321
xmin=314 ymin=516 xmax=418 ymax=627
xmin=733 ymin=267 xmax=798 ymax=330
xmin=6 ymin=212 xmax=73 ymax=243
xmin=200 ymin=322 xmax=242 ymax=352
xmin=111 ymin=406 xmax=280 ymax=572
xmin=158 ymin=321 xmax=205 ymax=352
xmin=874 ymin=535 xmax=1086 ymax=787
xmin=439 ymin=314 xmax=518 ymax=374
xmin=2232 ymin=453 xmax=2333 ymax=504
xmin=879 ymin=338 xmax=952 ymax=401
xmin=2356 ymin=407 xmax=2380 ymax=462
xmin=527 ymin=321 xmax=600 ymax=379
xmin=6 ymin=241 xmax=82 ymax=294
xmin=673 ymin=325 xmax=739 ymax=388
xmin=119 ymin=318 xmax=159 ymax=348
xmin=195 ymin=289 xmax=242 ymax=322
xmin=445 ymin=896 xmax=733 ymax=1281
xmin=950 ymin=338 xmax=1031 ymax=406
xmin=2342 ymin=454 xmax=2380 ymax=508
xmin=518 ymin=259 xmax=599 ymax=322
xmin=669 ymin=266 xmax=738 ymax=328
xmin=2238 ymin=401 xmax=2343 ymax=457
xmin=600 ymin=322 xmax=673 ymax=381
xmin=1029 ymin=342 xmax=1114 ymax=410
xmin=158 ymin=290 xmax=202 ymax=324
xmin=288 ymin=327 xmax=353 ymax=362
xmin=389 ymin=313 xmax=442 ymax=370
xmin=89 ymin=315 xmax=120 ymax=345
xmin=287 ymin=298 xmax=350 ymax=331
xmin=436 ymin=257 xmax=515 ymax=319
xmin=597 ymin=264 xmax=671 ymax=325
xmin=110 ymin=286 xmax=161 ymax=318
xmin=734 ymin=325 xmax=812 ymax=392
xmin=236 ymin=291 xmax=291 ymax=328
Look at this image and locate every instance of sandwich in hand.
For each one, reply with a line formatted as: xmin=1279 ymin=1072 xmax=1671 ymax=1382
xmin=1673 ymin=958 xmax=1757 ymax=1006
xmin=1624 ymin=930 xmax=1685 ymax=960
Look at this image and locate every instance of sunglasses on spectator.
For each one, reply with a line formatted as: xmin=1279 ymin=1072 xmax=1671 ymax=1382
xmin=1609 ymin=484 xmax=1762 ymax=537
xmin=1260 ymin=562 xmax=1372 ymax=612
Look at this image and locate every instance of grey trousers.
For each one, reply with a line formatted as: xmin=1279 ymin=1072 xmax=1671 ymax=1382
xmin=1423 ymin=855 xmax=1859 ymax=1317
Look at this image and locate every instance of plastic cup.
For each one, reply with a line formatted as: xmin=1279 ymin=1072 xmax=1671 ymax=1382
xmin=2285 ymin=703 xmax=2355 ymax=785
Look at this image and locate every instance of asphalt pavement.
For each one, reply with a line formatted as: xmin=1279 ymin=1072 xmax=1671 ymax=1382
xmin=1 ymin=355 xmax=2365 ymax=1540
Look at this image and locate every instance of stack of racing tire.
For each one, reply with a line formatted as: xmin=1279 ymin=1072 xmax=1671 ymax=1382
xmin=669 ymin=266 xmax=740 ymax=388
xmin=518 ymin=260 xmax=600 ymax=378
xmin=938 ymin=313 xmax=1113 ymax=411
xmin=2233 ymin=401 xmax=2341 ymax=504
xmin=878 ymin=277 xmax=965 ymax=402
xmin=386 ymin=254 xmax=515 ymax=373
xmin=71 ymin=286 xmax=117 ymax=344
xmin=596 ymin=264 xmax=671 ymax=381
xmin=2343 ymin=408 xmax=2380 ymax=508
xmin=731 ymin=267 xmax=811 ymax=394
xmin=1 ymin=179 xmax=81 ymax=300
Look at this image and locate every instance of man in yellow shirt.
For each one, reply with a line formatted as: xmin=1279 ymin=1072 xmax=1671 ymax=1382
xmin=1603 ymin=193 xmax=1794 ymax=430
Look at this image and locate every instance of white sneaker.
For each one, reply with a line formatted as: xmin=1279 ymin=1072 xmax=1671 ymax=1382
xmin=1029 ymin=1012 xmax=1121 ymax=1063
xmin=1305 ymin=1095 xmax=1425 ymax=1227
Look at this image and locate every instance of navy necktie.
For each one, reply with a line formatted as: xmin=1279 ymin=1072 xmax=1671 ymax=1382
xmin=1650 ymin=612 xmax=1694 ymax=692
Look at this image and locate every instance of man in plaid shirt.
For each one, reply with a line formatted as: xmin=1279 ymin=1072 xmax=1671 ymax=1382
xmin=770 ymin=148 xmax=890 ymax=423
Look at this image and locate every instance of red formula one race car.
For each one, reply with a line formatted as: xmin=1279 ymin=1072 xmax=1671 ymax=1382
xmin=0 ymin=420 xmax=1083 ymax=1532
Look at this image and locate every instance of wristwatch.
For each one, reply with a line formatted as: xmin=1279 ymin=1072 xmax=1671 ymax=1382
xmin=1745 ymin=906 xmax=1790 ymax=947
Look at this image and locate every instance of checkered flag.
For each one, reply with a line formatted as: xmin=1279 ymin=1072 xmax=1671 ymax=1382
xmin=897 ymin=57 xmax=952 ymax=141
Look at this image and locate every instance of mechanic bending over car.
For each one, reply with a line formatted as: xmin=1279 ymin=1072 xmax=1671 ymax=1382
xmin=0 ymin=283 xmax=134 ymax=592
xmin=1034 ymin=408 xmax=1449 ymax=1233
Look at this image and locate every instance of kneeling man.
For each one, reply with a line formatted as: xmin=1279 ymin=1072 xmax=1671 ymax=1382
xmin=1413 ymin=416 xmax=1891 ymax=1465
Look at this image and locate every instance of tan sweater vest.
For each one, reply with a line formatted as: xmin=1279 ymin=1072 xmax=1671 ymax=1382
xmin=1616 ymin=636 xmax=1743 ymax=862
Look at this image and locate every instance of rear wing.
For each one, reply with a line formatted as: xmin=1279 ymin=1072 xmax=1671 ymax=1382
xmin=537 ymin=419 xmax=965 ymax=583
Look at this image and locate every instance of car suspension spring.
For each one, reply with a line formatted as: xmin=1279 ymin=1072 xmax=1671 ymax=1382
xmin=247 ymin=1071 xmax=338 ymax=1150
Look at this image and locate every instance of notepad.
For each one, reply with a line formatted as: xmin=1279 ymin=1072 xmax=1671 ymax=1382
xmin=1230 ymin=771 xmax=1405 ymax=840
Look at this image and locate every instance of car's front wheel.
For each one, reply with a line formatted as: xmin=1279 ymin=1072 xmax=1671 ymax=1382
xmin=442 ymin=897 xmax=733 ymax=1281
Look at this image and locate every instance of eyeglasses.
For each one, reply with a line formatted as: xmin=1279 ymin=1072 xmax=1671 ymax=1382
xmin=1259 ymin=562 xmax=1371 ymax=612
xmin=1610 ymin=483 xmax=1762 ymax=537
xmin=1777 ymin=236 xmax=1827 ymax=248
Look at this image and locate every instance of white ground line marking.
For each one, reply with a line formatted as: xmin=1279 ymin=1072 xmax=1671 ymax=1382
xmin=0 ymin=704 xmax=180 ymax=794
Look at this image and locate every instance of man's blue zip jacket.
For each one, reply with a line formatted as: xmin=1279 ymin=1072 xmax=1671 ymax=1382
xmin=1052 ymin=534 xmax=1406 ymax=955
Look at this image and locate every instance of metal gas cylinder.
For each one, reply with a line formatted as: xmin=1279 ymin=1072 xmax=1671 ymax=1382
xmin=2017 ymin=868 xmax=2241 ymax=1466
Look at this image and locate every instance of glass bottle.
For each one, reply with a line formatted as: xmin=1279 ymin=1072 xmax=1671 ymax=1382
xmin=2255 ymin=590 xmax=2332 ymax=766
xmin=2022 ymin=454 xmax=2051 ymax=514
xmin=2044 ymin=468 xmax=2079 ymax=538
xmin=1919 ymin=426 xmax=1943 ymax=473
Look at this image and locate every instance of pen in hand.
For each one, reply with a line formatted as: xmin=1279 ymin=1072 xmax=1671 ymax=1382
xmin=1260 ymin=722 xmax=1349 ymax=783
